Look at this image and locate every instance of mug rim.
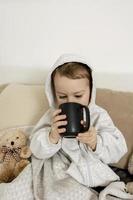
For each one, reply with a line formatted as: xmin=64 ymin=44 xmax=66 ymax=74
xmin=59 ymin=102 xmax=85 ymax=107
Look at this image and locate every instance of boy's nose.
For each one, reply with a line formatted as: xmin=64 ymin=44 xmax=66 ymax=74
xmin=67 ymin=97 xmax=74 ymax=102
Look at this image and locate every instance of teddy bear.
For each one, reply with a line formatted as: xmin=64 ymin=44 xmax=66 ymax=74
xmin=0 ymin=129 xmax=32 ymax=183
xmin=126 ymin=153 xmax=133 ymax=194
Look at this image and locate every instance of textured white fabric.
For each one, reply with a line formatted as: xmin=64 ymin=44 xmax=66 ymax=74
xmin=0 ymin=164 xmax=34 ymax=200
xmin=31 ymin=154 xmax=133 ymax=200
xmin=0 ymin=156 xmax=133 ymax=200
xmin=32 ymin=155 xmax=98 ymax=200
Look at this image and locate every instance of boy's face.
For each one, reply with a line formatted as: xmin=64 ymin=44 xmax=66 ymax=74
xmin=53 ymin=72 xmax=91 ymax=107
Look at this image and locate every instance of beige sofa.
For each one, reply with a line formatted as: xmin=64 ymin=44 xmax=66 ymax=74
xmin=0 ymin=83 xmax=133 ymax=171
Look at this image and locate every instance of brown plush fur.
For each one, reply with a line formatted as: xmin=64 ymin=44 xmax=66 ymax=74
xmin=0 ymin=129 xmax=32 ymax=183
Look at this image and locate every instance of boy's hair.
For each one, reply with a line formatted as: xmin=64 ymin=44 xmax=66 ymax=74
xmin=51 ymin=62 xmax=92 ymax=101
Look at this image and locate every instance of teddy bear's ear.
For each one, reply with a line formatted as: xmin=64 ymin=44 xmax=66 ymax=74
xmin=0 ymin=129 xmax=8 ymax=137
xmin=0 ymin=130 xmax=9 ymax=145
xmin=17 ymin=128 xmax=28 ymax=138
xmin=128 ymin=153 xmax=133 ymax=175
xmin=17 ymin=128 xmax=25 ymax=134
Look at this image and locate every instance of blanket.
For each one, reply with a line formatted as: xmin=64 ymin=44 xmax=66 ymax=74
xmin=0 ymin=154 xmax=133 ymax=200
xmin=0 ymin=127 xmax=133 ymax=200
xmin=31 ymin=153 xmax=133 ymax=200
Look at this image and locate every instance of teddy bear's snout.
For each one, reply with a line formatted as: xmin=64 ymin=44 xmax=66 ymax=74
xmin=11 ymin=141 xmax=14 ymax=146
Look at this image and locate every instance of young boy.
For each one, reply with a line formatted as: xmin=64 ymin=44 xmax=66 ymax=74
xmin=30 ymin=54 xmax=127 ymax=189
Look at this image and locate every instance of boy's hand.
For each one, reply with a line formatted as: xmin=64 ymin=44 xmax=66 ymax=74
xmin=49 ymin=109 xmax=67 ymax=144
xmin=77 ymin=127 xmax=97 ymax=151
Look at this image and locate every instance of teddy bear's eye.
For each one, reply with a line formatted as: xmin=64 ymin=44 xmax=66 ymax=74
xmin=16 ymin=137 xmax=19 ymax=139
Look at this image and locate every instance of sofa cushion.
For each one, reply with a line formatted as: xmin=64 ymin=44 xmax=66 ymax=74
xmin=96 ymin=88 xmax=133 ymax=169
xmin=0 ymin=84 xmax=49 ymax=130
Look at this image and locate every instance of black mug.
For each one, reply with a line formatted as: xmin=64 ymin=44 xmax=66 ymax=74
xmin=59 ymin=102 xmax=90 ymax=138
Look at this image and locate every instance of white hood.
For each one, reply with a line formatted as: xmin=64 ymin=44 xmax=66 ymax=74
xmin=45 ymin=54 xmax=96 ymax=108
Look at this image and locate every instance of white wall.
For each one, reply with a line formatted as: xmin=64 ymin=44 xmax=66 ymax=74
xmin=0 ymin=0 xmax=133 ymax=91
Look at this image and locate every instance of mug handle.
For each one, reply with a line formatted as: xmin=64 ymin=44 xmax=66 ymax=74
xmin=82 ymin=106 xmax=90 ymax=132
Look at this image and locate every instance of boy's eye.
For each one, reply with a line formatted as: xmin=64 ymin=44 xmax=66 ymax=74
xmin=59 ymin=96 xmax=67 ymax=99
xmin=75 ymin=95 xmax=82 ymax=98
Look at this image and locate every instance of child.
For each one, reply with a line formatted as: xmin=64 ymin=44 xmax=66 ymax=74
xmin=30 ymin=54 xmax=127 ymax=190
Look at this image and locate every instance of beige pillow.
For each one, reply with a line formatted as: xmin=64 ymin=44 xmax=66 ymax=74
xmin=96 ymin=88 xmax=133 ymax=169
xmin=0 ymin=84 xmax=49 ymax=130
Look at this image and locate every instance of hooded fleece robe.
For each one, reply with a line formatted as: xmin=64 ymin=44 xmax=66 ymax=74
xmin=30 ymin=54 xmax=127 ymax=188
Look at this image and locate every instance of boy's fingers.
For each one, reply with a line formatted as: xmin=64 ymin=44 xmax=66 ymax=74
xmin=53 ymin=109 xmax=62 ymax=117
xmin=89 ymin=127 xmax=95 ymax=131
xmin=77 ymin=131 xmax=96 ymax=142
xmin=80 ymin=120 xmax=83 ymax=124
xmin=53 ymin=114 xmax=66 ymax=123
xmin=77 ymin=135 xmax=96 ymax=145
xmin=81 ymin=120 xmax=88 ymax=127
xmin=58 ymin=128 xmax=66 ymax=134
xmin=56 ymin=120 xmax=67 ymax=127
xmin=78 ymin=131 xmax=92 ymax=137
